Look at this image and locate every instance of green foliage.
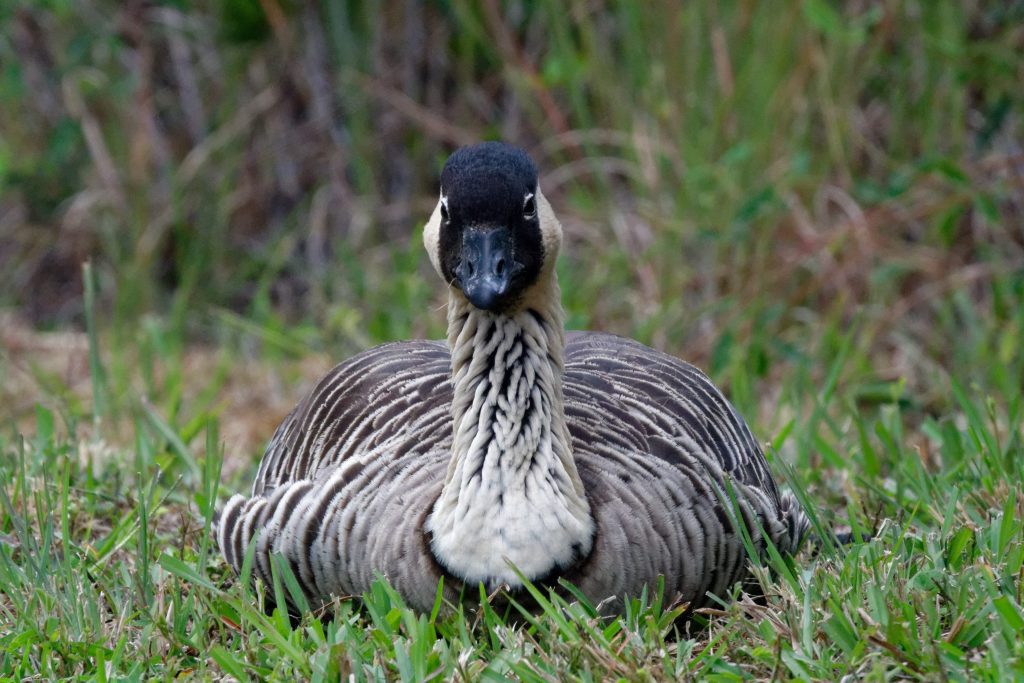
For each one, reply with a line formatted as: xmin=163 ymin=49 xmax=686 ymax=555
xmin=1 ymin=0 xmax=1021 ymax=346
xmin=1 ymin=372 xmax=1022 ymax=679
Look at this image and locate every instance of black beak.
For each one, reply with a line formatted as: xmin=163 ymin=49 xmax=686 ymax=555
xmin=456 ymin=227 xmax=520 ymax=311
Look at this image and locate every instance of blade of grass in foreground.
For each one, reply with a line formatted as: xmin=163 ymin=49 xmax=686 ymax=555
xmin=83 ymin=260 xmax=109 ymax=425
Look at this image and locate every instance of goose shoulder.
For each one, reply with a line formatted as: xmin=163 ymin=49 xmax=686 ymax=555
xmin=253 ymin=340 xmax=452 ymax=495
xmin=564 ymin=331 xmax=780 ymax=498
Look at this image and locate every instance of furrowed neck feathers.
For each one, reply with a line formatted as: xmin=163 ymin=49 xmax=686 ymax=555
xmin=426 ymin=275 xmax=594 ymax=588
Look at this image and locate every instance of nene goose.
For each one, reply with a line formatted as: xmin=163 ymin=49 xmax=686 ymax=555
xmin=216 ymin=142 xmax=808 ymax=614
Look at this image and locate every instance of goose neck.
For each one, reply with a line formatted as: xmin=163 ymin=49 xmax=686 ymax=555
xmin=425 ymin=281 xmax=593 ymax=588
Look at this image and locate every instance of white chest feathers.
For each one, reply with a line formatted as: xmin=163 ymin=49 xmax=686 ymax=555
xmin=425 ymin=309 xmax=594 ymax=588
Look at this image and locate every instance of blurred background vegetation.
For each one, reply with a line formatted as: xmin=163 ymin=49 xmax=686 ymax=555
xmin=1 ymin=0 xmax=1022 ymax=488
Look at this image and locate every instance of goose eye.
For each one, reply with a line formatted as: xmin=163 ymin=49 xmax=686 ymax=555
xmin=523 ymin=196 xmax=536 ymax=219
xmin=440 ymin=203 xmax=449 ymax=222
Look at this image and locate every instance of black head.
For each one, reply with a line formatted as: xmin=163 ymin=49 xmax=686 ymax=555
xmin=436 ymin=142 xmax=545 ymax=312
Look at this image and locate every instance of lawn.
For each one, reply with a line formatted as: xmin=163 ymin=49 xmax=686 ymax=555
xmin=1 ymin=1 xmax=1023 ymax=680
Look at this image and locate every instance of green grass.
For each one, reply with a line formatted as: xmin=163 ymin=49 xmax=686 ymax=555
xmin=2 ymin=0 xmax=1024 ymax=680
xmin=1 ymin=340 xmax=1022 ymax=680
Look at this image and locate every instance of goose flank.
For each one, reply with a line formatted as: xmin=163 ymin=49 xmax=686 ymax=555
xmin=216 ymin=142 xmax=810 ymax=614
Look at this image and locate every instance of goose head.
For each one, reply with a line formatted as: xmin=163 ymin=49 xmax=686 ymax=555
xmin=424 ymin=142 xmax=563 ymax=313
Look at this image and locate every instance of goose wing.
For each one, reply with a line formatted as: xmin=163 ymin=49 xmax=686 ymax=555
xmin=563 ymin=332 xmax=780 ymax=499
xmin=252 ymin=340 xmax=453 ymax=495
